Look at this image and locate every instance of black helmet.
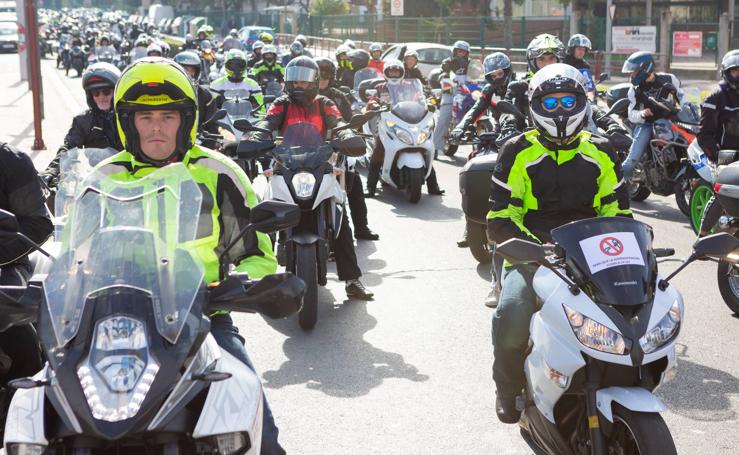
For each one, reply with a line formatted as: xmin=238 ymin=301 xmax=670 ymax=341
xmin=315 ymin=57 xmax=336 ymax=86
xmin=174 ymin=50 xmax=202 ymax=80
xmin=285 ymin=56 xmax=319 ymax=107
xmin=483 ymin=52 xmax=512 ymax=95
xmin=82 ymin=62 xmax=121 ymax=110
xmin=721 ymin=50 xmax=739 ymax=89
xmin=348 ymin=49 xmax=370 ymax=72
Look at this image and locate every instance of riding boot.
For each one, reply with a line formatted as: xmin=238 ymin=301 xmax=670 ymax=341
xmin=365 ymin=162 xmax=381 ymax=197
xmin=426 ymin=167 xmax=445 ymax=195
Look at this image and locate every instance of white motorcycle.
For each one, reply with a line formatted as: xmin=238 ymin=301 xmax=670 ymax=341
xmin=371 ymin=78 xmax=434 ymax=203
xmin=496 ymin=217 xmax=739 ymax=455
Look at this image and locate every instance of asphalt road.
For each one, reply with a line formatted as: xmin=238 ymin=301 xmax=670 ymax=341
xmin=12 ymin=53 xmax=739 ymax=454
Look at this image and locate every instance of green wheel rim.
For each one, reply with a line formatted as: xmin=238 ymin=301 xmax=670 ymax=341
xmin=690 ymin=185 xmax=714 ymax=233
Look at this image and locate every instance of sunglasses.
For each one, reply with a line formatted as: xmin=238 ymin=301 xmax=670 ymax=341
xmin=541 ymin=95 xmax=576 ymax=111
xmin=91 ymin=88 xmax=112 ymax=97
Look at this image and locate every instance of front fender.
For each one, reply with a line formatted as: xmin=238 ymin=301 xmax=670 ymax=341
xmin=596 ymin=387 xmax=667 ymax=423
xmin=397 ymin=152 xmax=425 ymax=170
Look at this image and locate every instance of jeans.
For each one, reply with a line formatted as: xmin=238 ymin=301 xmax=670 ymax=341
xmin=622 ymin=122 xmax=652 ymax=179
xmin=491 ymin=264 xmax=539 ymax=397
xmin=432 ymin=92 xmax=454 ymax=152
xmin=210 ymin=314 xmax=285 ymax=455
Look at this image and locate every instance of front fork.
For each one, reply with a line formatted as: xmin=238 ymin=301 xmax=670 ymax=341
xmin=584 ymin=358 xmax=606 ymax=455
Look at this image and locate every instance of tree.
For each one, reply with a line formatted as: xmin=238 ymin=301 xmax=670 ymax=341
xmin=311 ymin=0 xmax=350 ymax=16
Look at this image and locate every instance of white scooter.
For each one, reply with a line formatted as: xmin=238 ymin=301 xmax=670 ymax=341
xmin=371 ymin=78 xmax=434 ymax=203
xmin=496 ymin=217 xmax=739 ymax=455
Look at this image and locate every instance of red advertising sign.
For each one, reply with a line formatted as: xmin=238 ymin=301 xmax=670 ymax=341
xmin=673 ymin=31 xmax=703 ymax=58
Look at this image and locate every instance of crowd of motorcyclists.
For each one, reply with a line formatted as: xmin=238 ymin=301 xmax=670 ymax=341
xmin=3 ymin=5 xmax=739 ymax=455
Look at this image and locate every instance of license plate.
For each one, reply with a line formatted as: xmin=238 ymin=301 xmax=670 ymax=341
xmin=2 ymin=43 xmax=15 ymax=49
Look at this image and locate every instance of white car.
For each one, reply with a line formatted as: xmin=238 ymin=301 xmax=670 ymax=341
xmin=0 ymin=20 xmax=18 ymax=53
xmin=382 ymin=42 xmax=452 ymax=78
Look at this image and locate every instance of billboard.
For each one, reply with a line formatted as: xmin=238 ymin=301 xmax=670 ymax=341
xmin=612 ymin=26 xmax=657 ymax=54
xmin=673 ymin=31 xmax=703 ymax=57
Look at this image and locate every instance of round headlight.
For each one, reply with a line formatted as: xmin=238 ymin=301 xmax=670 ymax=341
xmin=292 ymin=172 xmax=316 ymax=199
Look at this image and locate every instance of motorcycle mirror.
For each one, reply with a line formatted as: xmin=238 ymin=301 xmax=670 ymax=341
xmin=692 ymin=232 xmax=739 ymax=260
xmin=205 ymin=109 xmax=227 ymax=125
xmin=597 ymin=72 xmax=609 ymax=83
xmin=331 ymin=135 xmax=366 ymax=157
xmin=263 ymin=95 xmax=276 ymax=105
xmin=597 ymin=98 xmax=629 ymax=121
xmin=496 ymin=100 xmax=525 ymax=119
xmin=718 ymin=150 xmax=738 ymax=166
xmin=496 ymin=238 xmax=547 ymax=265
xmin=208 ymin=273 xmax=304 ymax=318
xmin=233 ymin=118 xmax=251 ymax=133
xmin=365 ymin=89 xmax=377 ymax=98
xmin=235 ymin=139 xmax=275 ymax=161
xmin=249 ymin=200 xmax=301 ymax=234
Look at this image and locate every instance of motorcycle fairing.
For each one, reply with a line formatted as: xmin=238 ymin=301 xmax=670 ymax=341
xmin=265 ymin=175 xmax=295 ymax=204
xmin=311 ymin=173 xmax=344 ymax=211
xmin=378 ymin=110 xmax=435 ymax=188
xmin=4 ymin=366 xmax=50 ymax=448
xmin=595 ymin=386 xmax=667 ymax=423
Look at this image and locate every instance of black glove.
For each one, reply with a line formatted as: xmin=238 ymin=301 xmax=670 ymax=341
xmin=450 ymin=128 xmax=464 ymax=141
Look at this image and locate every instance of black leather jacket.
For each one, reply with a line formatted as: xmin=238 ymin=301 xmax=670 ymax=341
xmin=41 ymin=109 xmax=123 ymax=188
xmin=319 ymin=87 xmax=353 ymax=122
xmin=698 ymin=82 xmax=739 ymax=161
xmin=0 ymin=143 xmax=53 ymax=269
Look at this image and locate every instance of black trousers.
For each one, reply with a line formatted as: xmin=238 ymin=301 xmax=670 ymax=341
xmin=346 ymin=170 xmax=369 ymax=230
xmin=334 ymin=212 xmax=362 ymax=281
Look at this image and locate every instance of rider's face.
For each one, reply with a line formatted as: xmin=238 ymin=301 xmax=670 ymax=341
xmin=319 ymin=78 xmax=330 ymax=90
xmin=574 ymin=47 xmax=587 ymax=59
xmin=404 ymin=56 xmax=417 ymax=68
xmin=91 ymin=87 xmax=113 ymax=111
xmin=730 ymin=68 xmax=739 ymax=79
xmin=293 ymin=81 xmax=312 ymax=90
xmin=371 ymin=50 xmax=382 ymax=60
xmin=535 ymin=53 xmax=558 ymax=70
xmin=134 ymin=110 xmax=181 ymax=160
xmin=183 ymin=65 xmax=199 ymax=80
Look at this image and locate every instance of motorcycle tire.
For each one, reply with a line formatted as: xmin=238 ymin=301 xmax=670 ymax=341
xmin=467 ymin=222 xmax=492 ymax=264
xmin=443 ymin=142 xmax=458 ymax=157
xmin=628 ymin=182 xmax=651 ymax=202
xmin=717 ymin=259 xmax=739 ymax=315
xmin=673 ymin=176 xmax=691 ymax=217
xmin=406 ymin=168 xmax=424 ymax=203
xmin=296 ymin=243 xmax=318 ymax=330
xmin=689 ymin=182 xmax=713 ymax=234
xmin=604 ymin=404 xmax=677 ymax=455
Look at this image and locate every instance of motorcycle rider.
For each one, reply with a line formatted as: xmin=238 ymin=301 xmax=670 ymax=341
xmin=433 ymin=40 xmax=471 ymax=155
xmin=488 ymin=63 xmax=631 ymax=424
xmin=294 ymin=34 xmax=312 ymax=57
xmin=212 ymin=49 xmax=264 ymax=107
xmin=259 ymin=31 xmax=274 ymax=45
xmin=146 ymin=42 xmax=162 ymax=57
xmin=0 ymin=141 xmax=51 ymax=398
xmin=368 ymin=42 xmax=384 ymax=73
xmin=335 ymin=44 xmax=354 ymax=88
xmin=222 ymin=28 xmax=242 ymax=52
xmin=621 ymin=51 xmax=686 ymax=179
xmin=95 ymin=34 xmax=115 ymax=56
xmin=195 ymin=24 xmax=214 ymax=49
xmin=41 ymin=62 xmax=123 ymax=190
xmin=698 ymin=50 xmax=739 ymax=236
xmin=402 ymin=50 xmax=427 ymax=85
xmin=564 ymin=33 xmax=595 ymax=97
xmin=247 ymin=40 xmax=264 ymax=68
xmin=174 ymin=50 xmax=218 ymax=132
xmin=251 ymin=45 xmax=285 ymax=86
xmin=181 ymin=33 xmax=197 ymax=50
xmin=281 ymin=41 xmax=304 ymax=66
xmin=251 ymin=57 xmax=375 ymax=299
xmin=316 ymin=57 xmax=380 ymax=241
xmin=97 ymin=57 xmax=284 ymax=454
xmin=366 ymin=59 xmax=445 ymax=197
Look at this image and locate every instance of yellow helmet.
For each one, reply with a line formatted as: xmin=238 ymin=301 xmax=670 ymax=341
xmin=114 ymin=57 xmax=198 ymax=163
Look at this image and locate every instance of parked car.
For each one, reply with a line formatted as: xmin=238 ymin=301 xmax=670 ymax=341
xmin=0 ymin=20 xmax=18 ymax=53
xmin=238 ymin=25 xmax=275 ymax=51
xmin=382 ymin=42 xmax=452 ymax=77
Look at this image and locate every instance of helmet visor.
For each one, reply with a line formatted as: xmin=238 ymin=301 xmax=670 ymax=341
xmin=621 ymin=60 xmax=642 ymax=73
xmin=286 ymin=66 xmax=317 ymax=83
xmin=226 ymin=59 xmax=246 ymax=73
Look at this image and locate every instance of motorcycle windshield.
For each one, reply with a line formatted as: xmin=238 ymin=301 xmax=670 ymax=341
xmin=54 ymin=147 xmax=120 ymax=238
xmin=466 ymin=59 xmax=484 ymax=83
xmin=265 ymin=81 xmax=282 ymax=98
xmin=551 ymin=217 xmax=656 ymax=306
xmin=354 ymin=68 xmax=381 ymax=90
xmin=388 ymin=79 xmax=427 ymax=123
xmin=223 ymin=99 xmax=253 ymax=120
xmin=273 ymin=123 xmax=333 ymax=169
xmin=44 ymin=164 xmax=204 ymax=347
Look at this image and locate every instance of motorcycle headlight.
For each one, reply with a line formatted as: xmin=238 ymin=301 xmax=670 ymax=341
xmin=196 ymin=432 xmax=250 ymax=455
xmin=77 ymin=316 xmax=159 ymax=422
xmin=640 ymin=301 xmax=681 ymax=354
xmin=563 ymin=304 xmax=629 ymax=355
xmin=292 ymin=172 xmax=316 ymax=199
xmin=392 ymin=126 xmax=414 ymax=145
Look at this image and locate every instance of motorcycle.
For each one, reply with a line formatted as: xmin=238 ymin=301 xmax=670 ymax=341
xmin=236 ymin=120 xmax=369 ymax=330
xmin=368 ymin=78 xmax=435 ymax=203
xmin=496 ymin=217 xmax=739 ymax=455
xmin=440 ymin=59 xmax=484 ymax=157
xmin=67 ymin=44 xmax=87 ymax=77
xmin=1 ymin=164 xmax=305 ymax=454
xmin=457 ymin=100 xmax=524 ymax=264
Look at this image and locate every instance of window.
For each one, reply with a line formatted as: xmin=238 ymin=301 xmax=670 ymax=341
xmin=416 ymin=47 xmax=452 ymax=65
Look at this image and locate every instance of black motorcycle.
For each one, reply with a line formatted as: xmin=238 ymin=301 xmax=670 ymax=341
xmin=67 ymin=44 xmax=86 ymax=77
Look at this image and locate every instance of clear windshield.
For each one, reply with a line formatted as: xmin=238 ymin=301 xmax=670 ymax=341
xmin=54 ymin=147 xmax=120 ymax=239
xmin=466 ymin=59 xmax=484 ymax=83
xmin=388 ymin=79 xmax=425 ymax=107
xmin=44 ymin=164 xmax=204 ymax=347
xmin=222 ymin=90 xmax=253 ymax=120
xmin=354 ymin=68 xmax=381 ymax=90
xmin=273 ymin=123 xmax=333 ymax=169
xmin=265 ymin=80 xmax=282 ymax=98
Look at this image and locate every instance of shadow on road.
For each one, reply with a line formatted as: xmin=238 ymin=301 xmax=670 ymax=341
xmin=631 ymin=199 xmax=693 ymax=227
xmin=262 ymin=298 xmax=429 ymax=397
xmin=368 ymin=190 xmax=463 ymax=221
xmin=657 ymin=345 xmax=739 ymax=422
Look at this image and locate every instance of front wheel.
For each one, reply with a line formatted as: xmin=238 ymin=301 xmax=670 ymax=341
xmin=673 ymin=176 xmax=691 ymax=216
xmin=467 ymin=222 xmax=492 ymax=264
xmin=295 ymin=243 xmax=318 ymax=330
xmin=405 ymin=168 xmax=423 ymax=203
xmin=442 ymin=142 xmax=458 ymax=157
xmin=605 ymin=405 xmax=677 ymax=455
xmin=717 ymin=259 xmax=739 ymax=314
xmin=689 ymin=182 xmax=713 ymax=234
xmin=628 ymin=162 xmax=651 ymax=202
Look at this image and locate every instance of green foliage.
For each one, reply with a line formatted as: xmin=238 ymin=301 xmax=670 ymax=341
xmin=311 ymin=0 xmax=350 ymax=16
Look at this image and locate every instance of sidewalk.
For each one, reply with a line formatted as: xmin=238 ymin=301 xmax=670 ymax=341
xmin=0 ymin=53 xmax=87 ymax=169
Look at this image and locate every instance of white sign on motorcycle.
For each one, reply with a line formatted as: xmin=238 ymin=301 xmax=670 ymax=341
xmin=579 ymin=231 xmax=645 ymax=274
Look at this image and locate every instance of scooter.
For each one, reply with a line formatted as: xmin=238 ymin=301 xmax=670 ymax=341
xmin=236 ymin=119 xmax=369 ymax=330
xmin=440 ymin=59 xmax=484 ymax=157
xmin=370 ymin=78 xmax=435 ymax=203
xmin=496 ymin=217 xmax=739 ymax=455
xmin=1 ymin=165 xmax=304 ymax=454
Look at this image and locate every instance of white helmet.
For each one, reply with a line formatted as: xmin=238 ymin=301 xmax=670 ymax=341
xmin=528 ymin=63 xmax=590 ymax=144
xmin=383 ymin=58 xmax=404 ymax=85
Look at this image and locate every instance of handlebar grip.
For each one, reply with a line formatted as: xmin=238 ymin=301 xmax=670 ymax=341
xmin=654 ymin=248 xmax=676 ymax=258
